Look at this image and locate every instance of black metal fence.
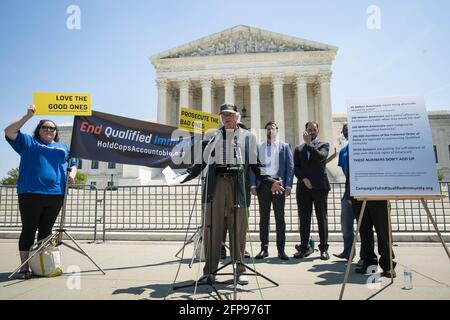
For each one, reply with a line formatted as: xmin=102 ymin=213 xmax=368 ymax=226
xmin=0 ymin=185 xmax=100 ymax=238
xmin=0 ymin=182 xmax=449 ymax=242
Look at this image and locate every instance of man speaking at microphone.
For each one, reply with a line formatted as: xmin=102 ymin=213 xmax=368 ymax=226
xmin=180 ymin=103 xmax=284 ymax=285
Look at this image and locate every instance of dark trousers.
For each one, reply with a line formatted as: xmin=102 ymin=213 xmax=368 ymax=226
xmin=257 ymin=184 xmax=286 ymax=253
xmin=297 ymin=189 xmax=329 ymax=252
xmin=18 ymin=194 xmax=64 ymax=251
xmin=352 ymin=200 xmax=395 ymax=271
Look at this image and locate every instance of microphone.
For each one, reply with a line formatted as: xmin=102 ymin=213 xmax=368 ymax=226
xmin=203 ymin=129 xmax=221 ymax=148
xmin=233 ymin=135 xmax=242 ymax=163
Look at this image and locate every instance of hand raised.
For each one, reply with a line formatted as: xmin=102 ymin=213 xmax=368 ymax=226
xmin=303 ymin=131 xmax=311 ymax=144
xmin=27 ymin=105 xmax=36 ymax=117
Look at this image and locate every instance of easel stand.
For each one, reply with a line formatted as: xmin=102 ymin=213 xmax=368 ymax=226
xmin=339 ymin=195 xmax=448 ymax=300
xmin=9 ymin=166 xmax=105 ymax=279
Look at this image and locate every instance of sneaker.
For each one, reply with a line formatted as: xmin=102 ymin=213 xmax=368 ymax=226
xmin=237 ymin=274 xmax=249 ymax=285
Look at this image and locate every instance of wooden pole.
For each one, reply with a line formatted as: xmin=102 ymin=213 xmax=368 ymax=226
xmin=387 ymin=200 xmax=394 ymax=284
xmin=339 ymin=200 xmax=366 ymax=300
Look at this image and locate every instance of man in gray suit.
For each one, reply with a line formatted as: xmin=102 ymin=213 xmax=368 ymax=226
xmin=293 ymin=121 xmax=331 ymax=260
xmin=250 ymin=121 xmax=294 ymax=260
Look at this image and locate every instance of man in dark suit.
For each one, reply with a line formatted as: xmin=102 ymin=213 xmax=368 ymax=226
xmin=293 ymin=121 xmax=331 ymax=260
xmin=250 ymin=121 xmax=294 ymax=261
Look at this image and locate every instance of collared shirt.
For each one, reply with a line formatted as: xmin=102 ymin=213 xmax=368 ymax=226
xmin=259 ymin=141 xmax=279 ymax=178
xmin=307 ymin=137 xmax=319 ymax=160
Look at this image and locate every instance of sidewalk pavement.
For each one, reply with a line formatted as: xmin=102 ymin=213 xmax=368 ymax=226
xmin=0 ymin=239 xmax=449 ymax=300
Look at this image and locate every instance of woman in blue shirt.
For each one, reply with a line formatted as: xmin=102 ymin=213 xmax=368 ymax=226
xmin=5 ymin=105 xmax=77 ymax=279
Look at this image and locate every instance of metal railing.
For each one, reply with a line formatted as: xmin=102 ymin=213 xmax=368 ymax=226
xmin=0 ymin=185 xmax=100 ymax=239
xmin=1 ymin=182 xmax=449 ymax=242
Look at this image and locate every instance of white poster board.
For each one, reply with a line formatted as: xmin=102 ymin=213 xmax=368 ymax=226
xmin=348 ymin=96 xmax=440 ymax=197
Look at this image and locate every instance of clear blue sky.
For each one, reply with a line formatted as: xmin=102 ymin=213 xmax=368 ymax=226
xmin=1 ymin=0 xmax=449 ymax=178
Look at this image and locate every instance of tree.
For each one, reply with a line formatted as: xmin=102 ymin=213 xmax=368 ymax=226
xmin=437 ymin=169 xmax=445 ymax=182
xmin=75 ymin=171 xmax=88 ymax=185
xmin=1 ymin=167 xmax=19 ymax=185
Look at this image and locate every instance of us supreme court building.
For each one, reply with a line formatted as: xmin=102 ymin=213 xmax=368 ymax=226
xmin=151 ymin=25 xmax=337 ymax=152
xmin=59 ymin=25 xmax=450 ymax=187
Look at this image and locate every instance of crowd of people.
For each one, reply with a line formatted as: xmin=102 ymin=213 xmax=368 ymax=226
xmin=5 ymin=103 xmax=396 ymax=282
xmin=180 ymin=103 xmax=397 ymax=285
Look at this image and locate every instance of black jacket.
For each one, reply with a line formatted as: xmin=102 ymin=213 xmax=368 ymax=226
xmin=182 ymin=126 xmax=275 ymax=207
xmin=294 ymin=140 xmax=331 ymax=193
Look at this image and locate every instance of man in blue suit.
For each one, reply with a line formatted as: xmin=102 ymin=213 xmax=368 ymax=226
xmin=250 ymin=121 xmax=294 ymax=260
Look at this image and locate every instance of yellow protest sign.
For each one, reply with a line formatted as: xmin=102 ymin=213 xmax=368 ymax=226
xmin=33 ymin=92 xmax=92 ymax=116
xmin=179 ymin=107 xmax=220 ymax=133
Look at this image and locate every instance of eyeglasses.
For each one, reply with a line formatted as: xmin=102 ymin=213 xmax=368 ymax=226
xmin=40 ymin=125 xmax=56 ymax=132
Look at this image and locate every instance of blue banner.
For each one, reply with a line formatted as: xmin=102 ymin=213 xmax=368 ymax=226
xmin=69 ymin=111 xmax=194 ymax=168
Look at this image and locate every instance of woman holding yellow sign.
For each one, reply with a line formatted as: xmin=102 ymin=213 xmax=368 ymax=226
xmin=4 ymin=105 xmax=77 ymax=279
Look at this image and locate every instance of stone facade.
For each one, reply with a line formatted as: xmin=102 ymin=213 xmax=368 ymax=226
xmin=150 ymin=25 xmax=338 ymax=151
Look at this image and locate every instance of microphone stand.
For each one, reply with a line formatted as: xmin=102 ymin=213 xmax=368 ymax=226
xmin=172 ymin=130 xmax=223 ymax=300
xmin=210 ymin=134 xmax=278 ymax=300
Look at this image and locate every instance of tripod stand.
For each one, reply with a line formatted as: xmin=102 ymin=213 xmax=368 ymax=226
xmin=211 ymin=166 xmax=278 ymax=300
xmin=173 ymin=198 xmax=224 ymax=299
xmin=9 ymin=166 xmax=105 ymax=279
xmin=173 ymin=130 xmax=278 ymax=300
xmin=175 ymin=226 xmax=204 ymax=268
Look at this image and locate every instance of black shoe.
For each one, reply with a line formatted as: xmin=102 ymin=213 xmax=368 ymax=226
xmin=382 ymin=269 xmax=397 ymax=278
xmin=333 ymin=252 xmax=355 ymax=261
xmin=220 ymin=245 xmax=226 ymax=260
xmin=381 ymin=261 xmax=397 ymax=278
xmin=255 ymin=249 xmax=268 ymax=259
xmin=295 ymin=243 xmax=301 ymax=252
xmin=320 ymin=251 xmax=330 ymax=260
xmin=333 ymin=252 xmax=348 ymax=260
xmin=244 ymin=250 xmax=250 ymax=258
xmin=278 ymin=252 xmax=289 ymax=260
xmin=355 ymin=260 xmax=378 ymax=274
xmin=293 ymin=247 xmax=314 ymax=259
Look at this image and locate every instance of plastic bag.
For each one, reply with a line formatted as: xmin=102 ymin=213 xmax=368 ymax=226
xmin=28 ymin=236 xmax=63 ymax=277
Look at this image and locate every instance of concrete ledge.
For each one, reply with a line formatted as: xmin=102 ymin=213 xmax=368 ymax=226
xmin=1 ymin=230 xmax=449 ymax=242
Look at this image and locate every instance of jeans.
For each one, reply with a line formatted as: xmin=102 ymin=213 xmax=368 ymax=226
xmin=340 ymin=199 xmax=355 ymax=257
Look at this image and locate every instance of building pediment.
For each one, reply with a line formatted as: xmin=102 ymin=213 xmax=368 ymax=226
xmin=151 ymin=25 xmax=337 ymax=61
